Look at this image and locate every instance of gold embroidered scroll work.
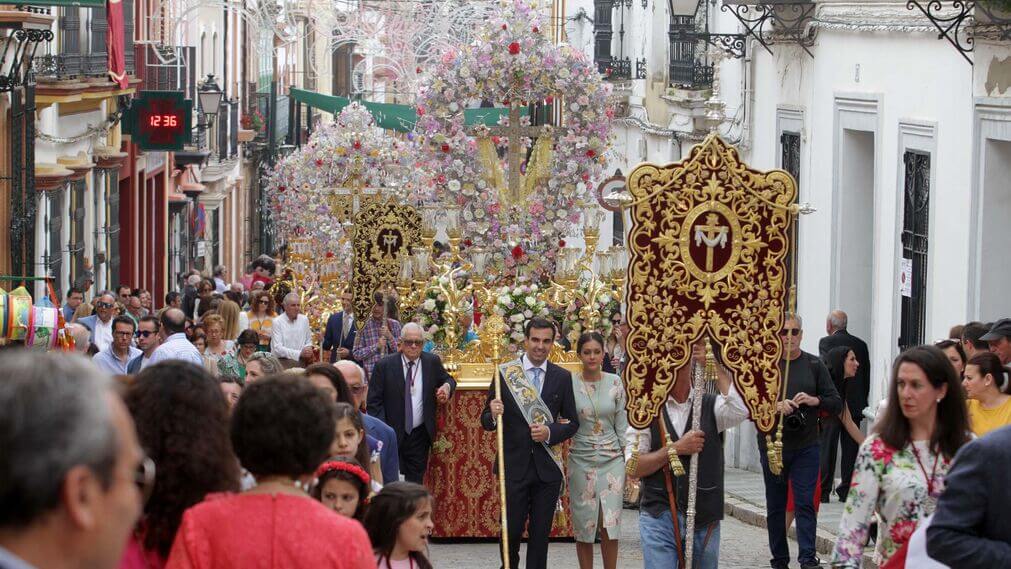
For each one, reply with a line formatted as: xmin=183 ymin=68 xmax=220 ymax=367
xmin=623 ymin=134 xmax=798 ymax=434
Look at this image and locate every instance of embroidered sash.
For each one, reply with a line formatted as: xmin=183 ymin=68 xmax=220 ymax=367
xmin=498 ymin=359 xmax=565 ymax=477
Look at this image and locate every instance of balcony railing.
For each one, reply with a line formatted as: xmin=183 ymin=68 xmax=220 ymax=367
xmin=33 ymin=0 xmax=134 ymax=80
xmin=668 ymin=14 xmax=713 ymax=89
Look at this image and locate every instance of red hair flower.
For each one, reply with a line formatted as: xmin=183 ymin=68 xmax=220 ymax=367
xmin=511 ymin=245 xmax=524 ymax=259
xmin=508 ymin=42 xmax=521 ymax=55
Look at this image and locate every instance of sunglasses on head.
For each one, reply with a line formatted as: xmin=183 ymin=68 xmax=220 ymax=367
xmin=780 ymin=329 xmax=801 ymax=336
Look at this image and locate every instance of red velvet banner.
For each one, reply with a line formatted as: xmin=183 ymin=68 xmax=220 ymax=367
xmin=426 ymin=389 xmax=573 ymax=538
xmin=106 ymin=0 xmax=128 ymax=89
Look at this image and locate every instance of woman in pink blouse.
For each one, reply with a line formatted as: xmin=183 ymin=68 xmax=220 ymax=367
xmin=165 ymin=375 xmax=376 ymax=569
xmin=831 ymin=345 xmax=970 ymax=568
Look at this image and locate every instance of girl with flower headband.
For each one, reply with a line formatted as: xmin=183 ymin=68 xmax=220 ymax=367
xmin=312 ymin=456 xmax=370 ymax=521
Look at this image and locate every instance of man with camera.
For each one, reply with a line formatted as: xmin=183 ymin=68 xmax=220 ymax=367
xmin=759 ymin=314 xmax=841 ymax=569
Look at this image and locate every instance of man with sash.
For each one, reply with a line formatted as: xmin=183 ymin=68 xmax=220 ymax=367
xmin=481 ymin=317 xmax=580 ymax=569
xmin=625 ymin=342 xmax=749 ymax=568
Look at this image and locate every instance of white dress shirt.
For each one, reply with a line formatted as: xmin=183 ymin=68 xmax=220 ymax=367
xmin=624 ymin=380 xmax=749 ymax=461
xmin=93 ymin=317 xmax=113 ymax=352
xmin=522 ymin=354 xmax=548 ymax=394
xmin=271 ymin=313 xmax=312 ymax=360
xmin=148 ymin=333 xmax=204 ymax=366
xmin=403 ymin=355 xmax=424 ymax=430
xmin=93 ymin=346 xmax=142 ymax=375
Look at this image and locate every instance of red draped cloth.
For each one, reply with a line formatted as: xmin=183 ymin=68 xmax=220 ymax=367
xmin=106 ymin=0 xmax=128 ymax=89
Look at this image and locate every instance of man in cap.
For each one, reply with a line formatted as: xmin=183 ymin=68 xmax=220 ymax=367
xmin=981 ymin=318 xmax=1011 ymax=365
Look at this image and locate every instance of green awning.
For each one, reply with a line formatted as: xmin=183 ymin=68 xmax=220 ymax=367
xmin=1 ymin=0 xmax=106 ymax=7
xmin=289 ymin=88 xmax=527 ymax=133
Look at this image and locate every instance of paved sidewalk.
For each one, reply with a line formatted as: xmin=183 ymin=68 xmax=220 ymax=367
xmin=723 ymin=467 xmax=878 ymax=568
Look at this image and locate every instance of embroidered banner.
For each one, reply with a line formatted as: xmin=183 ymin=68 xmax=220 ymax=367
xmin=623 ymin=134 xmax=798 ymax=434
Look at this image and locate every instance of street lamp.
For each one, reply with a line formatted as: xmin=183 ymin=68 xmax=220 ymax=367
xmin=198 ymin=74 xmax=224 ymax=125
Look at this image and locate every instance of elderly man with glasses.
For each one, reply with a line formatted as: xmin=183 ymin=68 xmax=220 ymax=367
xmin=367 ymin=322 xmax=456 ymax=483
xmin=759 ymin=314 xmax=842 ymax=569
xmin=79 ymin=292 xmax=118 ymax=352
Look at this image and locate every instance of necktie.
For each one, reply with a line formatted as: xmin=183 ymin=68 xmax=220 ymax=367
xmin=341 ymin=314 xmax=351 ymax=345
xmin=405 ymin=360 xmax=415 ymax=434
xmin=531 ymin=367 xmax=543 ymax=394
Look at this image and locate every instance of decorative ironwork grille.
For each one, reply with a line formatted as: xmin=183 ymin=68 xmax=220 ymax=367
xmin=46 ymin=187 xmax=64 ymax=290
xmin=68 ymin=179 xmax=86 ymax=290
xmin=668 ymin=13 xmax=712 ymax=89
xmin=780 ymin=131 xmax=801 ymax=298
xmin=900 ymin=150 xmax=930 ymax=350
xmin=9 ymin=84 xmax=36 ymax=277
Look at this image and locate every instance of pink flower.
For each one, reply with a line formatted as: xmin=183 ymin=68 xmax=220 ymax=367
xmin=889 ymin=519 xmax=917 ymax=545
xmin=869 ymin=438 xmax=896 ymax=465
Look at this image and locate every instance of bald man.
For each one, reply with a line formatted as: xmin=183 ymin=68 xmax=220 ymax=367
xmin=271 ymin=292 xmax=314 ymax=368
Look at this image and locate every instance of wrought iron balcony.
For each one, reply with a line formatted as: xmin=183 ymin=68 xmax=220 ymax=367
xmin=669 ymin=60 xmax=714 ymax=89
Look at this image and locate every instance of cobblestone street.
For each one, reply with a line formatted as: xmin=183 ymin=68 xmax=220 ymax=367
xmin=429 ymin=509 xmax=801 ymax=569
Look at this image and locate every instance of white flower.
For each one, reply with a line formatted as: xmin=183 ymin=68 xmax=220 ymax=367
xmin=448 ymin=179 xmax=461 ymax=191
xmin=429 ymin=325 xmax=439 ymax=333
xmin=510 ymin=313 xmax=525 ymax=323
xmin=530 ymin=284 xmax=539 ymax=292
xmin=524 ymin=309 xmax=533 ymax=318
xmin=525 ymin=296 xmax=536 ymax=306
xmin=422 ymin=299 xmax=437 ymax=311
xmin=449 ymin=102 xmax=460 ymax=112
xmin=511 ymin=331 xmax=525 ymax=342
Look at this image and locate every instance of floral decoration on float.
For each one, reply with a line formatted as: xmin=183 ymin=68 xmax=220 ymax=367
xmin=494 ymin=282 xmax=551 ymax=352
xmin=264 ymin=101 xmax=426 ymax=257
xmin=415 ymin=0 xmax=614 ymax=281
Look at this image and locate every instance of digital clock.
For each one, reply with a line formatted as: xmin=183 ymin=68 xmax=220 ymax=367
xmin=123 ymin=90 xmax=193 ymax=151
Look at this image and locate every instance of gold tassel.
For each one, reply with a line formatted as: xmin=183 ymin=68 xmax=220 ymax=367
xmin=666 ymin=432 xmax=686 ymax=476
xmin=625 ymin=432 xmax=640 ymax=477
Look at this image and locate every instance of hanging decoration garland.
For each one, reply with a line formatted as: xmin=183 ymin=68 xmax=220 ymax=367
xmin=415 ymin=0 xmax=614 ymax=280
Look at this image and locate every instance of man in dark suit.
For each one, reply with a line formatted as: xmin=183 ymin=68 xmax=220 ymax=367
xmin=481 ymin=317 xmax=580 ymax=569
xmin=321 ymin=291 xmax=356 ymax=364
xmin=817 ymin=309 xmax=870 ymax=502
xmin=367 ymin=322 xmax=456 ymax=483
xmin=927 ymin=425 xmax=1011 ymax=568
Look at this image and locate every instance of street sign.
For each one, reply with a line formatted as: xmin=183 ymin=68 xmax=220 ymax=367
xmin=123 ymin=91 xmax=193 ymax=151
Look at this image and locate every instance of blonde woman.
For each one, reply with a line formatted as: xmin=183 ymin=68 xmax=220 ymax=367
xmin=218 ymin=299 xmax=243 ymax=341
xmin=246 ymin=290 xmax=275 ymax=351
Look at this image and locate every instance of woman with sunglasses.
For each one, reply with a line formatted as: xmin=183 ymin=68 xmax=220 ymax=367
xmin=246 ymin=290 xmax=276 ymax=352
xmin=120 ymin=361 xmax=240 ymax=569
xmin=604 ymin=313 xmax=626 ymax=375
xmin=217 ymin=330 xmax=261 ymax=381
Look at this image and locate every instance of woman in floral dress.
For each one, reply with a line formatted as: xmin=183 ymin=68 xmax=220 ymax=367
xmin=831 ymin=345 xmax=970 ymax=568
xmin=566 ymin=331 xmax=627 ymax=569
